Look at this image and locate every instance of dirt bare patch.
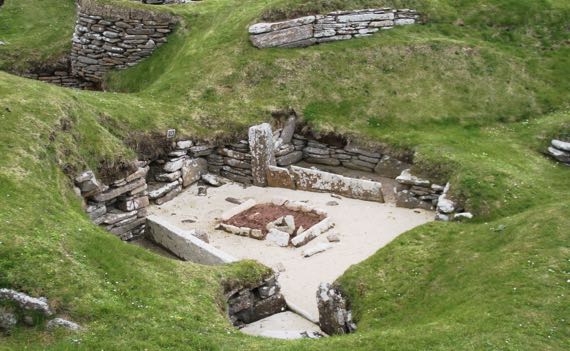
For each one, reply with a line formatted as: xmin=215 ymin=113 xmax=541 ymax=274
xmin=224 ymin=204 xmax=324 ymax=235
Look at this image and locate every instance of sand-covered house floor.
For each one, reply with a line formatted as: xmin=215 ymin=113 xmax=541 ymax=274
xmin=148 ymin=182 xmax=433 ymax=323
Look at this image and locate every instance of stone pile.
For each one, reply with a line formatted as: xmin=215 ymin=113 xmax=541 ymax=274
xmin=249 ymin=8 xmax=420 ymax=48
xmin=394 ymin=169 xmax=444 ymax=211
xmin=395 ymin=170 xmax=473 ymax=221
xmin=226 ymin=275 xmax=287 ymax=327
xmin=71 ymin=0 xmax=177 ymax=83
xmin=74 ymin=163 xmax=150 ymax=241
xmin=548 ymin=139 xmax=570 ymax=165
xmin=0 ymin=289 xmax=80 ymax=334
xmin=316 ymin=283 xmax=356 ymax=335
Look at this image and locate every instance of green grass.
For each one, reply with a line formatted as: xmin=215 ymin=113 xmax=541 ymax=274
xmin=0 ymin=0 xmax=569 ymax=349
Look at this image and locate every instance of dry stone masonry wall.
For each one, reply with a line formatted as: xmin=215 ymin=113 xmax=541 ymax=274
xmin=73 ymin=117 xmax=471 ymax=243
xmin=226 ymin=275 xmax=287 ymax=327
xmin=19 ymin=57 xmax=96 ymax=90
xmin=71 ymin=0 xmax=177 ymax=83
xmin=249 ymin=8 xmax=420 ymax=48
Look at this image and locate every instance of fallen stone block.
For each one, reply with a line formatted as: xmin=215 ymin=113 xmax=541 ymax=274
xmin=266 ymin=229 xmax=290 ymax=247
xmin=146 ymin=216 xmax=237 ymax=265
xmin=291 ymin=217 xmax=334 ymax=247
xmin=303 ymin=243 xmax=333 ymax=257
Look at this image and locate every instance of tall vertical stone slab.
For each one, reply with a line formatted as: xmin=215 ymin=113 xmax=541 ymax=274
xmin=248 ymin=123 xmax=276 ymax=186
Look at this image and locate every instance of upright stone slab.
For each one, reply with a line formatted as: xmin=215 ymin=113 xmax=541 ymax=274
xmin=248 ymin=123 xmax=276 ymax=186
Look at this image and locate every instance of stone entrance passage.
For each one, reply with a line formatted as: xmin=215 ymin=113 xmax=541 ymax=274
xmin=148 ymin=182 xmax=434 ymax=333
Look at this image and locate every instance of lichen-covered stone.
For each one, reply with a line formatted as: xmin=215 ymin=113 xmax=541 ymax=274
xmin=316 ymin=283 xmax=356 ymax=335
xmin=248 ymin=123 xmax=276 ymax=186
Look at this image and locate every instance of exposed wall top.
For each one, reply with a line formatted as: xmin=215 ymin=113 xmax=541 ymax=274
xmin=249 ymin=8 xmax=421 ymax=48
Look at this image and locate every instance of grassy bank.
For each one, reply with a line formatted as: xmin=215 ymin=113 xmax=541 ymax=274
xmin=0 ymin=0 xmax=569 ymax=349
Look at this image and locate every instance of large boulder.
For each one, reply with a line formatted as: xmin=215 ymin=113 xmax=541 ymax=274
xmin=316 ymin=283 xmax=356 ymax=335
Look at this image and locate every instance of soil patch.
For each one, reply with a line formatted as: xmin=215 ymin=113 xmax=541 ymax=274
xmin=224 ymin=204 xmax=324 ymax=234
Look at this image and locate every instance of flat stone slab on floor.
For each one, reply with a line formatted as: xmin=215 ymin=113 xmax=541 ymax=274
xmin=148 ymin=183 xmax=433 ymax=321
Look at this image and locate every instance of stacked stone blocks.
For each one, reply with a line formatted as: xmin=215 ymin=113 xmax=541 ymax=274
xmin=249 ymin=8 xmax=420 ymax=48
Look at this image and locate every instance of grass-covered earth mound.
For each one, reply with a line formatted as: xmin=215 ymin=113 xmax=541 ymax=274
xmin=0 ymin=0 xmax=568 ymax=349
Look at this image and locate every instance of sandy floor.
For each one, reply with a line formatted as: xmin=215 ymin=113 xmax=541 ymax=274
xmin=240 ymin=312 xmax=324 ymax=339
xmin=148 ymin=181 xmax=433 ymax=322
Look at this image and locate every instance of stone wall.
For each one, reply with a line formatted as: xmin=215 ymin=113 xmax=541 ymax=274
xmin=249 ymin=8 xmax=420 ymax=48
xmin=74 ymin=163 xmax=150 ymax=241
xmin=19 ymin=57 xmax=97 ymax=90
xmin=225 ymin=275 xmax=287 ymax=327
xmin=71 ymin=0 xmax=177 ymax=83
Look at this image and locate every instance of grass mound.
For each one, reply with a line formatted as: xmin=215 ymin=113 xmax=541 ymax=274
xmin=0 ymin=0 xmax=569 ymax=349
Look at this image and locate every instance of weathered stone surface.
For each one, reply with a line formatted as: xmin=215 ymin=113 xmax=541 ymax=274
xmin=250 ymin=24 xmax=314 ymax=49
xmin=327 ymin=233 xmax=341 ymax=242
xmin=234 ymin=294 xmax=287 ymax=325
xmin=146 ymin=216 xmax=237 ymax=264
xmin=291 ymin=217 xmax=334 ymax=247
xmin=249 ymin=16 xmax=316 ymax=34
xmin=163 ymin=157 xmax=186 ymax=173
xmin=201 ymin=173 xmax=224 ymax=187
xmin=306 ymin=157 xmax=341 ymax=166
xmin=181 ymin=158 xmax=208 ymax=187
xmin=155 ymin=185 xmax=182 ymax=205
xmin=374 ymin=155 xmax=410 ymax=178
xmin=266 ymin=229 xmax=290 ymax=247
xmin=93 ymin=177 xmax=146 ymax=202
xmin=117 ymin=196 xmax=149 ymax=212
xmin=337 ymin=12 xmax=394 ymax=23
xmin=0 ymin=289 xmax=53 ymax=317
xmin=0 ymin=309 xmax=17 ymax=333
xmin=148 ymin=180 xmax=179 ymax=200
xmin=396 ymin=169 xmax=431 ymax=187
xmin=552 ymin=139 xmax=570 ymax=152
xmin=548 ymin=146 xmax=570 ymax=163
xmin=276 ymin=151 xmax=303 ymax=166
xmin=155 ymin=170 xmax=181 ymax=182
xmin=342 ymin=159 xmax=375 ymax=172
xmin=126 ymin=166 xmax=149 ymax=182
xmin=47 ymin=318 xmax=81 ymax=331
xmin=176 ymin=140 xmax=193 ymax=149
xmin=454 ymin=212 xmax=474 ymax=221
xmin=101 ymin=209 xmax=138 ymax=225
xmin=267 ymin=166 xmax=296 ymax=190
xmin=317 ymin=283 xmax=356 ymax=335
xmin=248 ymin=8 xmax=418 ymax=50
xmin=71 ymin=3 xmax=176 ymax=83
xmin=395 ymin=190 xmax=434 ymax=210
xmin=248 ymin=123 xmax=276 ymax=186
xmin=303 ymin=242 xmax=333 ymax=257
xmin=290 ymin=166 xmax=384 ymax=202
xmin=86 ymin=202 xmax=106 ymax=220
xmin=75 ymin=170 xmax=94 ymax=184
xmin=281 ymin=116 xmax=297 ymax=144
